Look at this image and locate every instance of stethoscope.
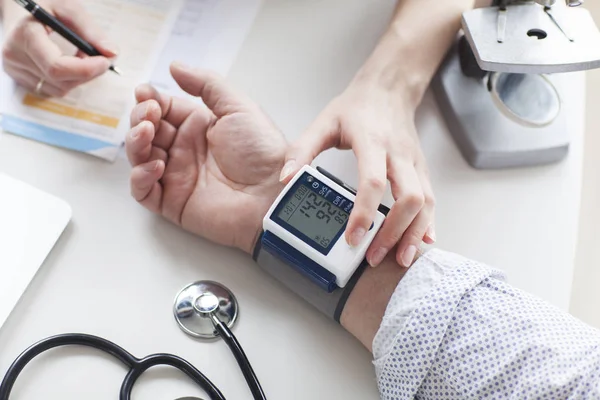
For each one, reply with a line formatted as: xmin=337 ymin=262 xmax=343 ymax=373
xmin=0 ymin=281 xmax=267 ymax=400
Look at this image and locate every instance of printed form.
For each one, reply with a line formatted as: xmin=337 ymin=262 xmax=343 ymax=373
xmin=151 ymin=0 xmax=263 ymax=99
xmin=0 ymin=0 xmax=263 ymax=161
xmin=1 ymin=0 xmax=183 ymax=161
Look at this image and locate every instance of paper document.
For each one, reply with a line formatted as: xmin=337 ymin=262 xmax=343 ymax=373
xmin=150 ymin=0 xmax=263 ymax=99
xmin=0 ymin=0 xmax=263 ymax=160
xmin=0 ymin=0 xmax=183 ymax=161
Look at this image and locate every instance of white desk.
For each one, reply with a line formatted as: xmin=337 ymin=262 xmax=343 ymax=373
xmin=0 ymin=0 xmax=584 ymax=398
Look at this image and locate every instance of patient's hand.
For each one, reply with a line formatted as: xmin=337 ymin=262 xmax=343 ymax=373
xmin=126 ymin=62 xmax=286 ymax=254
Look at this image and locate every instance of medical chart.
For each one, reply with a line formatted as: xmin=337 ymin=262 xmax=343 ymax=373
xmin=150 ymin=0 xmax=263 ymax=99
xmin=0 ymin=0 xmax=182 ymax=161
xmin=0 ymin=0 xmax=263 ymax=161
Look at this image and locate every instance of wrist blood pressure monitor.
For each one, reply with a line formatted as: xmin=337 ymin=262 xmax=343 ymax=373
xmin=254 ymin=165 xmax=388 ymax=323
xmin=0 ymin=168 xmax=388 ymax=400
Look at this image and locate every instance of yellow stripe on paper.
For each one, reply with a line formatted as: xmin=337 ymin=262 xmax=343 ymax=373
xmin=23 ymin=94 xmax=120 ymax=128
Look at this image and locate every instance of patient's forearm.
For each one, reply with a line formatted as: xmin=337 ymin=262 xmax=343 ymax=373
xmin=340 ymin=249 xmax=411 ymax=352
xmin=368 ymin=249 xmax=600 ymax=398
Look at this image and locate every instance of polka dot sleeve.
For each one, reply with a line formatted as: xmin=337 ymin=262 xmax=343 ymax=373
xmin=373 ymin=249 xmax=600 ymax=399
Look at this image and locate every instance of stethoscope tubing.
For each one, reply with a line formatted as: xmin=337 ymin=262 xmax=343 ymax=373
xmin=0 ymin=333 xmax=226 ymax=400
xmin=211 ymin=314 xmax=267 ymax=400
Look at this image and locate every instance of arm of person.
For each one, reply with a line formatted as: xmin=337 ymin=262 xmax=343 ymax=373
xmin=126 ymin=63 xmax=600 ymax=400
xmin=354 ymin=0 xmax=492 ymax=102
xmin=281 ymin=0 xmax=491 ymax=271
xmin=355 ymin=0 xmax=476 ymax=107
xmin=345 ymin=247 xmax=600 ymax=399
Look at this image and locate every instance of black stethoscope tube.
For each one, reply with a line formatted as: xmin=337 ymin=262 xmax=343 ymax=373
xmin=211 ymin=314 xmax=267 ymax=400
xmin=0 ymin=330 xmax=266 ymax=400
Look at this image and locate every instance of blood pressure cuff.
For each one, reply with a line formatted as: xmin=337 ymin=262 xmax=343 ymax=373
xmin=252 ymin=203 xmax=390 ymax=324
xmin=491 ymin=0 xmax=522 ymax=6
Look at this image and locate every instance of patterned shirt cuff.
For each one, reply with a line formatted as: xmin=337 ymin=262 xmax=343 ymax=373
xmin=372 ymin=249 xmax=501 ymax=362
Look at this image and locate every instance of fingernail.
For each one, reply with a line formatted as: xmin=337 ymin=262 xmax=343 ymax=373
xmin=402 ymin=245 xmax=418 ymax=267
xmin=425 ymin=225 xmax=437 ymax=243
xmin=99 ymin=40 xmax=119 ymax=56
xmin=279 ymin=160 xmax=295 ymax=182
xmin=349 ymin=228 xmax=366 ymax=247
xmin=144 ymin=161 xmax=159 ymax=172
xmin=370 ymin=247 xmax=388 ymax=267
xmin=172 ymin=60 xmax=191 ymax=71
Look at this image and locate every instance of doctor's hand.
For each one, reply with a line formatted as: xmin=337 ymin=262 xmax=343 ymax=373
xmin=279 ymin=83 xmax=436 ymax=268
xmin=1 ymin=0 xmax=116 ymax=97
xmin=126 ymin=62 xmax=287 ymax=255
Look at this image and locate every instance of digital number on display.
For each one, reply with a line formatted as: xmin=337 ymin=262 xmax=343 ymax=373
xmin=277 ymin=184 xmax=350 ymax=249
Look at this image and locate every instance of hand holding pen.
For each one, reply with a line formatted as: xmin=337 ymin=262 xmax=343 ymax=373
xmin=2 ymin=0 xmax=120 ymax=97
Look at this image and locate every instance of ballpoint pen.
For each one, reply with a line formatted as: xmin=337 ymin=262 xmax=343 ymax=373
xmin=13 ymin=0 xmax=122 ymax=75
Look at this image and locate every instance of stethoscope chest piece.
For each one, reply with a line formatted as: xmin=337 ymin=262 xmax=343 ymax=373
xmin=174 ymin=280 xmax=239 ymax=339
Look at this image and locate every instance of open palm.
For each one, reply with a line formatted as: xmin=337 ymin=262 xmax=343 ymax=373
xmin=126 ymin=63 xmax=287 ymax=254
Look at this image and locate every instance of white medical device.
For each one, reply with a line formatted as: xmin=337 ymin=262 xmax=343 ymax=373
xmin=262 ymin=165 xmax=385 ymax=290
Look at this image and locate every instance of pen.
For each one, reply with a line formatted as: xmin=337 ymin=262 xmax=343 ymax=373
xmin=13 ymin=0 xmax=122 ymax=75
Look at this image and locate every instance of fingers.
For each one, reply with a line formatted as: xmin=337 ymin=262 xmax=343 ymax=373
xmin=52 ymin=0 xmax=119 ymax=57
xmin=126 ymin=120 xmax=155 ymax=166
xmin=2 ymin=44 xmax=45 ymax=77
xmin=134 ymin=85 xmax=170 ymax=119
xmin=416 ymin=162 xmax=436 ymax=245
xmin=395 ymin=201 xmax=433 ymax=268
xmin=5 ymin=56 xmax=101 ymax=96
xmin=23 ymin=23 xmax=109 ymax=82
xmin=396 ymin=165 xmax=435 ymax=268
xmin=279 ymin=109 xmax=341 ymax=183
xmin=346 ymin=137 xmax=388 ymax=248
xmin=126 ymin=108 xmax=172 ymax=168
xmin=134 ymin=84 xmax=197 ymax=129
xmin=130 ymin=97 xmax=182 ymax=152
xmin=170 ymin=61 xmax=253 ymax=118
xmin=4 ymin=64 xmax=71 ymax=97
xmin=367 ymin=162 xmax=423 ymax=267
xmin=126 ymin=98 xmax=170 ymax=215
xmin=130 ymin=160 xmax=166 ymax=214
xmin=130 ymin=99 xmax=162 ymax=131
xmin=2 ymin=13 xmax=111 ymax=98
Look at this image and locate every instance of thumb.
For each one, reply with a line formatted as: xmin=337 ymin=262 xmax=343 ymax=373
xmin=53 ymin=1 xmax=118 ymax=57
xmin=279 ymin=112 xmax=340 ymax=183
xmin=170 ymin=61 xmax=252 ymax=118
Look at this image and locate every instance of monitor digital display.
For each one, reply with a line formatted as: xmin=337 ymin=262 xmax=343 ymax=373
xmin=277 ymin=184 xmax=349 ymax=250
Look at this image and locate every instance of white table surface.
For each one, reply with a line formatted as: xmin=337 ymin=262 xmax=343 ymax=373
xmin=0 ymin=0 xmax=585 ymax=399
